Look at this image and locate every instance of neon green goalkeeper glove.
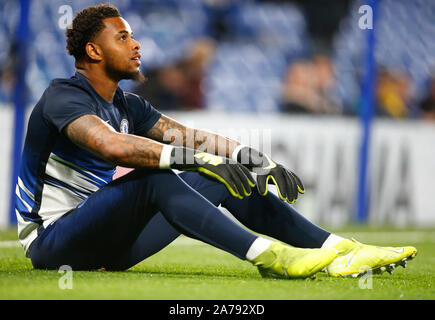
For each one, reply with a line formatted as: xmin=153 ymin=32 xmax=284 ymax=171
xmin=160 ymin=145 xmax=256 ymax=199
xmin=232 ymin=145 xmax=305 ymax=203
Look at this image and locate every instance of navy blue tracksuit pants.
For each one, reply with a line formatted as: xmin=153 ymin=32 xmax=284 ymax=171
xmin=29 ymin=169 xmax=329 ymax=270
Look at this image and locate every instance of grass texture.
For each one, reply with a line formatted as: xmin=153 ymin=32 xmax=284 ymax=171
xmin=0 ymin=226 xmax=434 ymax=300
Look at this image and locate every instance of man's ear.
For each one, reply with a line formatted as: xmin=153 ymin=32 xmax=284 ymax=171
xmin=85 ymin=42 xmax=103 ymax=62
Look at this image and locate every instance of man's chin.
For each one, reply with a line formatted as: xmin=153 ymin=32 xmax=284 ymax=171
xmin=129 ymin=70 xmax=146 ymax=83
xmin=107 ymin=67 xmax=146 ymax=83
xmin=121 ymin=70 xmax=146 ymax=83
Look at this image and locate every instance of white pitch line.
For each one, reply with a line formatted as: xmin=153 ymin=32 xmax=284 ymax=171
xmin=0 ymin=237 xmax=206 ymax=249
xmin=168 ymin=231 xmax=435 ymax=247
xmin=0 ymin=231 xmax=434 ymax=249
xmin=337 ymin=231 xmax=435 ymax=244
xmin=0 ymin=240 xmax=20 ymax=248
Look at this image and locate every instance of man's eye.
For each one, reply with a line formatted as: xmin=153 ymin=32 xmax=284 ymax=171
xmin=120 ymin=35 xmax=127 ymax=40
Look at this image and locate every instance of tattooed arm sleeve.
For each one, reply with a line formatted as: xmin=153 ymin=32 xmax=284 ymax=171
xmin=63 ymin=114 xmax=164 ymax=168
xmin=145 ymin=114 xmax=240 ymax=159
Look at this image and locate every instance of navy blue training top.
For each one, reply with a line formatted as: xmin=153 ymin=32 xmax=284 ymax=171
xmin=15 ymin=72 xmax=161 ymax=255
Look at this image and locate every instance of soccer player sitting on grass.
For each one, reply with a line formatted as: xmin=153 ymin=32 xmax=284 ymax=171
xmin=15 ymin=4 xmax=417 ymax=279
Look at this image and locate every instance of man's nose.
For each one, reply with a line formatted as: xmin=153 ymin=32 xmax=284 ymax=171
xmin=132 ymin=38 xmax=140 ymax=51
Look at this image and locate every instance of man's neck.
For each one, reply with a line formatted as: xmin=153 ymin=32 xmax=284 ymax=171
xmin=76 ymin=67 xmax=118 ymax=103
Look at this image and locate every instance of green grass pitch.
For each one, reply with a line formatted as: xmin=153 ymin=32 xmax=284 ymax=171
xmin=0 ymin=226 xmax=434 ymax=300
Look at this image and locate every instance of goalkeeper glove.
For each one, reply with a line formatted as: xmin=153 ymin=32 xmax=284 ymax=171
xmin=160 ymin=145 xmax=256 ymax=199
xmin=232 ymin=145 xmax=304 ymax=203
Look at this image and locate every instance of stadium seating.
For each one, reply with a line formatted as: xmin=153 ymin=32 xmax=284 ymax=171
xmin=204 ymin=41 xmax=289 ymax=112
xmin=204 ymin=1 xmax=310 ymax=112
xmin=332 ymin=0 xmax=435 ymax=115
xmin=0 ymin=0 xmax=434 ymax=116
xmin=0 ymin=0 xmax=310 ymax=109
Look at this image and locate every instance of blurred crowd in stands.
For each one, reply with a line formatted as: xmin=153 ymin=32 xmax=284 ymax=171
xmin=134 ymin=37 xmax=217 ymax=111
xmin=0 ymin=0 xmax=434 ymax=120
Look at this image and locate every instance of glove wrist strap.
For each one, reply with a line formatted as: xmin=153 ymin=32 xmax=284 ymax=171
xmin=159 ymin=145 xmax=175 ymax=169
xmin=165 ymin=147 xmax=225 ymax=170
xmin=159 ymin=145 xmax=197 ymax=170
xmin=231 ymin=144 xmax=248 ymax=162
xmin=234 ymin=146 xmax=269 ymax=169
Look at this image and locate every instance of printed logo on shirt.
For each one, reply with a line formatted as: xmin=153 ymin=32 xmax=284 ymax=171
xmin=120 ymin=119 xmax=129 ymax=134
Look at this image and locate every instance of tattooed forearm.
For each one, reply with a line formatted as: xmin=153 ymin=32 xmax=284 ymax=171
xmin=64 ymin=114 xmax=163 ymax=168
xmin=112 ymin=133 xmax=162 ymax=168
xmin=146 ymin=115 xmax=240 ymax=158
xmin=64 ymin=114 xmax=241 ymax=169
xmin=146 ymin=115 xmax=177 ymax=143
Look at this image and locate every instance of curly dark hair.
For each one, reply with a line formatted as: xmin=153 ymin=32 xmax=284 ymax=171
xmin=66 ymin=3 xmax=121 ymax=62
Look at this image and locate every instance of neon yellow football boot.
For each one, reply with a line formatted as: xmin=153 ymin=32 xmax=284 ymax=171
xmin=251 ymin=242 xmax=338 ymax=279
xmin=325 ymin=239 xmax=418 ymax=277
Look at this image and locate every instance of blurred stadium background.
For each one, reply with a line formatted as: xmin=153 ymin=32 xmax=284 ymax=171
xmin=0 ymin=0 xmax=434 ymax=229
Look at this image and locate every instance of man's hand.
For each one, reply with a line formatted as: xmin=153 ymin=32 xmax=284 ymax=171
xmin=232 ymin=146 xmax=305 ymax=203
xmin=161 ymin=146 xmax=256 ymax=199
